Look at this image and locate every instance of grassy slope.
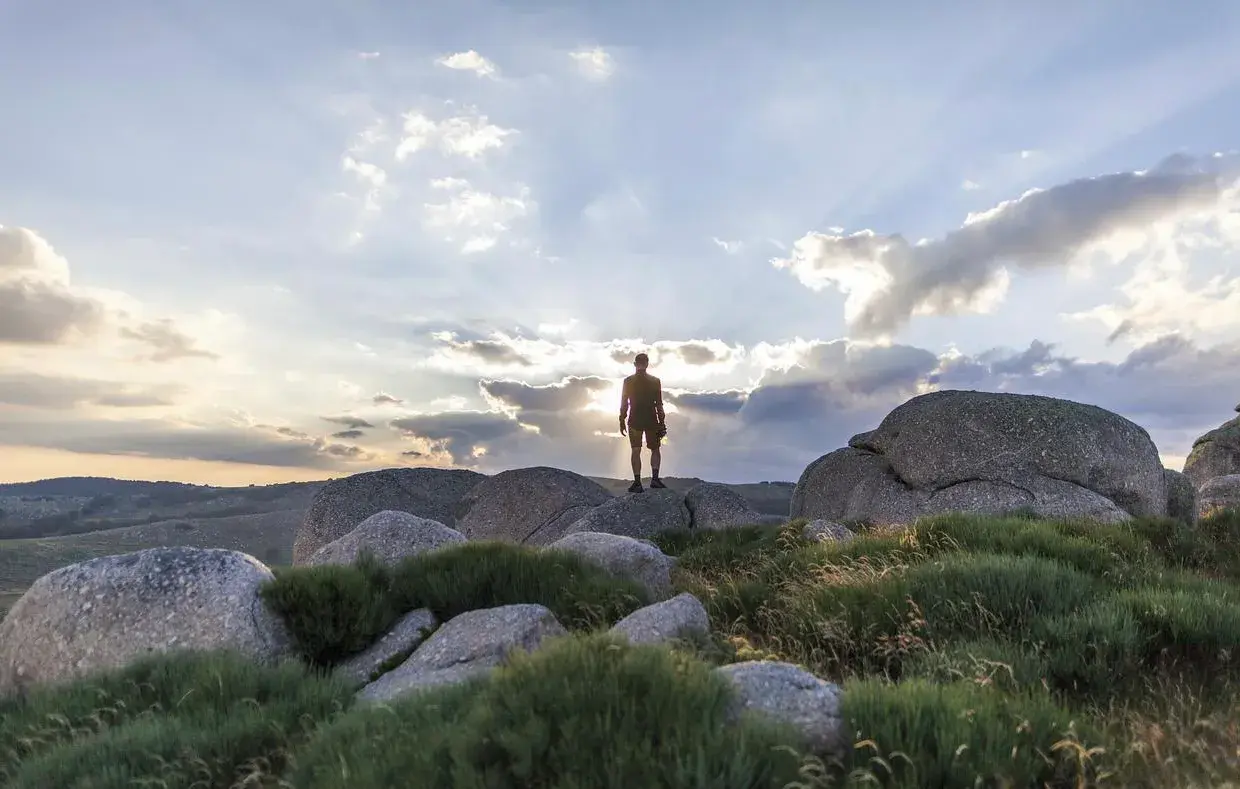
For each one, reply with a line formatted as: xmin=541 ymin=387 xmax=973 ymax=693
xmin=4 ymin=509 xmax=1240 ymax=787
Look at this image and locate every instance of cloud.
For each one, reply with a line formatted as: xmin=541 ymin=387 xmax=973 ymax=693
xmin=422 ymin=179 xmax=534 ymax=253
xmin=331 ymin=429 xmax=365 ymax=439
xmin=961 ymin=180 xmax=982 ymax=191
xmin=119 ymin=319 xmax=219 ymax=363
xmin=712 ymin=237 xmax=743 ymax=254
xmin=773 ymin=153 xmax=1240 ymax=337
xmin=480 ymin=376 xmax=611 ymax=415
xmin=0 ymin=226 xmax=106 ymax=344
xmin=395 ymin=108 xmax=517 ymax=161
xmin=666 ymin=389 xmax=748 ymax=415
xmin=373 ymin=392 xmax=404 ymax=406
xmin=435 ymin=50 xmax=498 ymax=78
xmin=322 ymin=415 xmax=374 ymax=429
xmin=0 ymin=414 xmax=377 ymax=470
xmin=0 ymin=226 xmax=213 ymax=358
xmin=0 ymin=371 xmax=180 ymax=410
xmin=570 ymin=47 xmax=615 ymax=81
xmin=390 ymin=410 xmax=528 ymax=464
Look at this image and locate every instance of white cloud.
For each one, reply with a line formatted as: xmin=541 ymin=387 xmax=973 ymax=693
xmin=570 ymin=47 xmax=615 ymax=81
xmin=395 ymin=109 xmax=516 ymax=161
xmin=357 ymin=51 xmax=381 ymax=60
xmin=773 ymin=153 xmax=1240 ymax=338
xmin=341 ymin=155 xmax=389 ymax=213
xmin=435 ymin=50 xmax=498 ymax=78
xmin=712 ymin=237 xmax=743 ymax=254
xmin=961 ymin=179 xmax=982 ymax=191
xmin=422 ymin=179 xmax=534 ymax=253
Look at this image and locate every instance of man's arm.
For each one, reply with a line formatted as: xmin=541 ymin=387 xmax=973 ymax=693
xmin=655 ymin=378 xmax=665 ymax=424
xmin=619 ymin=377 xmax=630 ymax=422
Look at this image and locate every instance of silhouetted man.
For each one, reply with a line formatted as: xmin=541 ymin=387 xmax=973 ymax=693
xmin=619 ymin=352 xmax=667 ymax=493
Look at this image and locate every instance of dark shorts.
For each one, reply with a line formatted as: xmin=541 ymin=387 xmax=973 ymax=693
xmin=628 ymin=424 xmax=661 ymax=449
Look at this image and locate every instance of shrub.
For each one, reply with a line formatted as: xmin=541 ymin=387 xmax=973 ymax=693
xmin=286 ymin=632 xmax=805 ymax=789
xmin=261 ymin=542 xmax=651 ymax=667
xmin=260 ymin=553 xmax=397 ymax=666
xmin=837 ymin=677 xmax=1109 ymax=787
xmin=0 ymin=650 xmax=351 ymax=788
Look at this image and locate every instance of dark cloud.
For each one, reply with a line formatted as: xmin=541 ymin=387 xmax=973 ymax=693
xmin=436 ymin=333 xmax=533 ymax=366
xmin=481 ymin=376 xmax=609 ymax=413
xmin=0 ymin=372 xmax=180 ymax=410
xmin=332 ymin=429 xmax=365 ymax=439
xmin=666 ymin=389 xmax=748 ymax=415
xmin=390 ymin=410 xmax=526 ymax=465
xmin=322 ymin=415 xmax=374 ymax=429
xmin=0 ymin=280 xmax=105 ymax=344
xmin=675 ymin=342 xmax=730 ymax=365
xmin=401 ymin=449 xmax=425 ymax=457
xmin=373 ymin=392 xmax=404 ymax=406
xmin=0 ymin=415 xmax=375 ymax=470
xmin=776 ymin=153 xmax=1239 ymax=337
xmin=119 ymin=319 xmax=219 ymax=363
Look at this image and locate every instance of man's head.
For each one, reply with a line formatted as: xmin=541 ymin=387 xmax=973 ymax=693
xmin=634 ymin=352 xmax=649 ymax=371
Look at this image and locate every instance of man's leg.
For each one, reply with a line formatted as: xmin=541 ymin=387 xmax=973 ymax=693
xmin=628 ymin=427 xmax=643 ymax=492
xmin=648 ymin=432 xmax=665 ymax=488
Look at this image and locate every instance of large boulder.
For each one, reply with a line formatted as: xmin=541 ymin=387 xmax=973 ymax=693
xmin=791 ymin=390 xmax=1167 ymax=526
xmin=548 ymin=531 xmax=674 ymax=600
xmin=293 ymin=467 xmax=484 ymax=564
xmin=1183 ymin=414 xmax=1240 ymax=488
xmin=609 ymin=592 xmax=710 ymax=646
xmin=1197 ymin=474 xmax=1240 ymax=519
xmin=455 ymin=466 xmax=614 ymax=545
xmin=563 ymin=488 xmax=690 ymax=541
xmin=1164 ymin=469 xmax=1197 ymax=525
xmin=685 ymin=483 xmax=765 ymax=530
xmin=305 ymin=510 xmax=466 ymax=568
xmin=0 ymin=548 xmax=293 ymax=696
xmin=357 ymin=604 xmax=566 ymax=702
xmin=715 ymin=661 xmax=845 ymax=757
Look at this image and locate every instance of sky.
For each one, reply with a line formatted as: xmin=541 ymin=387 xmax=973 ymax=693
xmin=2 ymin=0 xmax=1240 ymax=486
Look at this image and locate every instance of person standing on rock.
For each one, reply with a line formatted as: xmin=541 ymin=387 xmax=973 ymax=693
xmin=619 ymin=352 xmax=667 ymax=493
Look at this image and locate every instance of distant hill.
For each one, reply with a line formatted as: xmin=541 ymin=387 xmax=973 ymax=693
xmin=0 ymin=471 xmax=794 ymax=620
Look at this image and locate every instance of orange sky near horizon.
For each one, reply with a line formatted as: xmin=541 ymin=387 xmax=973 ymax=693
xmin=0 ymin=444 xmax=1190 ymax=488
xmin=0 ymin=445 xmax=342 ymax=487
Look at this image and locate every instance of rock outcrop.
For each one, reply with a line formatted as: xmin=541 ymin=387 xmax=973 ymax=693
xmin=455 ymin=466 xmax=614 ymax=545
xmin=358 ymin=604 xmax=567 ymax=702
xmin=305 ymin=510 xmax=466 ymax=567
xmin=548 ymin=531 xmax=674 ymax=600
xmin=791 ymin=390 xmax=1167 ymax=526
xmin=1183 ymin=414 xmax=1240 ymax=488
xmin=335 ymin=608 xmax=437 ymax=686
xmin=563 ymin=488 xmax=690 ymax=540
xmin=0 ymin=547 xmax=293 ymax=696
xmin=609 ymin=592 xmax=710 ymax=646
xmin=1197 ymin=474 xmax=1240 ymax=520
xmin=685 ymin=483 xmax=766 ymax=530
xmin=293 ymin=467 xmax=484 ymax=564
xmin=715 ymin=661 xmax=845 ymax=757
xmin=803 ymin=519 xmax=856 ymax=544
xmin=1164 ymin=469 xmax=1197 ymax=525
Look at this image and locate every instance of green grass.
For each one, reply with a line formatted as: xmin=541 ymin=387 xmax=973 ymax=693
xmin=0 ymin=650 xmax=352 ymax=788
xmin=260 ymin=541 xmax=651 ymax=667
xmin=7 ymin=508 xmax=1240 ymax=787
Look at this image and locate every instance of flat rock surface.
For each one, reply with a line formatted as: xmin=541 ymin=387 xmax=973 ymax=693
xmin=563 ymin=488 xmax=690 ymax=541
